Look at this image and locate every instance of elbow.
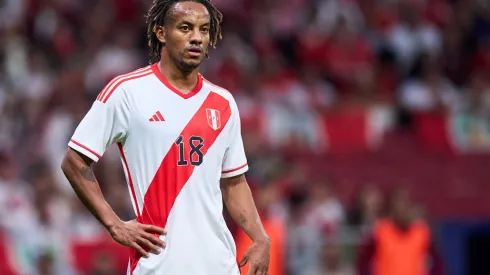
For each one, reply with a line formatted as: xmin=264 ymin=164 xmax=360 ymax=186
xmin=60 ymin=150 xmax=72 ymax=175
xmin=61 ymin=148 xmax=80 ymax=175
xmin=61 ymin=148 xmax=94 ymax=175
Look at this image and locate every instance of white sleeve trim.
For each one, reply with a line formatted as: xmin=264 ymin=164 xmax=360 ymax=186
xmin=221 ymin=163 xmax=249 ymax=178
xmin=68 ymin=139 xmax=101 ymax=162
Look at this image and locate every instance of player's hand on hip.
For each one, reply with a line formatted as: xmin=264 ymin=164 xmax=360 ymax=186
xmin=239 ymin=238 xmax=270 ymax=275
xmin=109 ymin=219 xmax=166 ymax=258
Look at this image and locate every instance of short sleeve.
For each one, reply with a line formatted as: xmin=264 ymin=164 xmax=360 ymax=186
xmin=221 ymin=105 xmax=248 ymax=178
xmin=68 ymin=87 xmax=130 ymax=162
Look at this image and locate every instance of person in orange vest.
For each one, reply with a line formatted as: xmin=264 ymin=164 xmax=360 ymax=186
xmin=357 ymin=188 xmax=444 ymax=275
xmin=236 ymin=182 xmax=286 ymax=275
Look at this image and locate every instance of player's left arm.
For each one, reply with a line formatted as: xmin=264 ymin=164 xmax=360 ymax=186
xmin=220 ymin=101 xmax=270 ymax=275
xmin=221 ymin=174 xmax=270 ymax=275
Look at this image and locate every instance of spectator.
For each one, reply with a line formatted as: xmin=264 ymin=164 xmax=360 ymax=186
xmin=387 ymin=1 xmax=442 ymax=73
xmin=357 ymin=188 xmax=444 ymax=275
xmin=346 ymin=184 xmax=384 ymax=233
xmin=305 ymin=240 xmax=354 ymax=275
xmin=399 ymin=54 xmax=459 ymax=112
xmin=305 ymin=179 xmax=345 ymax=236
xmin=323 ymin=15 xmax=375 ymax=99
xmin=286 ymin=188 xmax=322 ymax=275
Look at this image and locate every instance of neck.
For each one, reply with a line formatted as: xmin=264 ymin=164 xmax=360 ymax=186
xmin=393 ymin=218 xmax=411 ymax=231
xmin=157 ymin=58 xmax=199 ymax=94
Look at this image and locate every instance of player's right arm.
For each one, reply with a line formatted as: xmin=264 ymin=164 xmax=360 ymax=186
xmin=61 ymin=84 xmax=165 ymax=257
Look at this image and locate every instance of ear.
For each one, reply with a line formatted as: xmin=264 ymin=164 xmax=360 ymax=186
xmin=154 ymin=25 xmax=166 ymax=45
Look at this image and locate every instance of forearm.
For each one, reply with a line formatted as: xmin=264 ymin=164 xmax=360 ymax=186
xmin=221 ymin=175 xmax=269 ymax=243
xmin=61 ymin=148 xmax=121 ymax=230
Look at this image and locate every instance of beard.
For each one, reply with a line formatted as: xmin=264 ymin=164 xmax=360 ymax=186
xmin=178 ymin=59 xmax=201 ymax=72
xmin=172 ymin=52 xmax=202 ymax=73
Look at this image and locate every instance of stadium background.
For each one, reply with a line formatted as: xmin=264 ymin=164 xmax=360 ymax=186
xmin=1 ymin=0 xmax=490 ymax=274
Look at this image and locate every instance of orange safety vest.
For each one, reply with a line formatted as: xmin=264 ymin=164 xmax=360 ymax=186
xmin=373 ymin=218 xmax=430 ymax=275
xmin=235 ymin=217 xmax=285 ymax=275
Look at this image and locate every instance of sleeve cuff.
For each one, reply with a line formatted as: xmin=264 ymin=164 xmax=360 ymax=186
xmin=68 ymin=139 xmax=102 ymax=162
xmin=221 ymin=163 xmax=248 ymax=178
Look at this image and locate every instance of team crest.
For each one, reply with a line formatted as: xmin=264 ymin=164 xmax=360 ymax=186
xmin=206 ymin=109 xmax=221 ymax=130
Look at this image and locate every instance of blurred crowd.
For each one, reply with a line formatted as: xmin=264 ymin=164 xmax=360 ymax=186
xmin=1 ymin=0 xmax=490 ymax=274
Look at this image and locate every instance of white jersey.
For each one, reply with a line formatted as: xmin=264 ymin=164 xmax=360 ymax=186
xmin=68 ymin=64 xmax=248 ymax=275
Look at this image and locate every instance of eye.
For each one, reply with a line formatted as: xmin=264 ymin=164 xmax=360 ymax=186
xmin=180 ymin=25 xmax=190 ymax=32
xmin=201 ymin=27 xmax=209 ymax=34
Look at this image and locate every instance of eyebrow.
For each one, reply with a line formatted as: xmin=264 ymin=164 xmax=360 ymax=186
xmin=178 ymin=20 xmax=210 ymax=26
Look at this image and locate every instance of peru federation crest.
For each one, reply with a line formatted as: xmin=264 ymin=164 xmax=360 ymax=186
xmin=206 ymin=109 xmax=221 ymax=130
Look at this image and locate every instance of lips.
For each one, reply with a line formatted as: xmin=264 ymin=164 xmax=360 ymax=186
xmin=187 ymin=48 xmax=202 ymax=57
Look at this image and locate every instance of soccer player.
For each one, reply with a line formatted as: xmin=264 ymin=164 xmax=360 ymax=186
xmin=60 ymin=1 xmax=270 ymax=274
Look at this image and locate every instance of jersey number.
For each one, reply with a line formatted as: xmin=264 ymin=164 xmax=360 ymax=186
xmin=176 ymin=136 xmax=204 ymax=166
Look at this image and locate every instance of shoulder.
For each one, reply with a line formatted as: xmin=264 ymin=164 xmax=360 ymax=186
xmin=96 ymin=65 xmax=154 ymax=104
xmin=201 ymin=77 xmax=236 ymax=105
xmin=373 ymin=217 xmax=390 ymax=227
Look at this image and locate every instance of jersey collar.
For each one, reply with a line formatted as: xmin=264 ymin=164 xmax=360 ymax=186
xmin=151 ymin=63 xmax=203 ymax=99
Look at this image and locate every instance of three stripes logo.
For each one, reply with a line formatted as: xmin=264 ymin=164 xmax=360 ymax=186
xmin=149 ymin=111 xmax=165 ymax=122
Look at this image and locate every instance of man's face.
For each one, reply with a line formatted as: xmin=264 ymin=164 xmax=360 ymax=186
xmin=158 ymin=1 xmax=210 ymax=72
xmin=390 ymin=189 xmax=413 ymax=227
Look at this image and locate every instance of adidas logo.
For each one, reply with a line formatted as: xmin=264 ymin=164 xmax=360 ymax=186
xmin=149 ymin=111 xmax=165 ymax=122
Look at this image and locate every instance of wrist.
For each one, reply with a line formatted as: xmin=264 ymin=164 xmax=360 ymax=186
xmin=103 ymin=217 xmax=122 ymax=232
xmin=254 ymin=235 xmax=271 ymax=245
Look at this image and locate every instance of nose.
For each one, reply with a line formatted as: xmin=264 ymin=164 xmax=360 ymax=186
xmin=189 ymin=28 xmax=203 ymax=45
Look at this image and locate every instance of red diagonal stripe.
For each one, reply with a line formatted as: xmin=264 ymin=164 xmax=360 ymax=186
xmin=152 ymin=114 xmax=159 ymax=121
xmin=129 ymin=92 xmax=232 ymax=274
xmin=156 ymin=111 xmax=165 ymax=121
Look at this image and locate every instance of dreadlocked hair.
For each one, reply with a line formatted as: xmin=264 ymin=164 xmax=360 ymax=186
xmin=146 ymin=0 xmax=223 ymax=64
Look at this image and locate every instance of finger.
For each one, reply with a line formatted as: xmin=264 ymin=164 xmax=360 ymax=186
xmin=246 ymin=263 xmax=257 ymax=275
xmin=142 ymin=232 xmax=166 ymax=248
xmin=142 ymin=224 xmax=166 ymax=235
xmin=131 ymin=242 xmax=149 ymax=258
xmin=257 ymin=264 xmax=269 ymax=275
xmin=239 ymin=254 xmax=249 ymax=267
xmin=137 ymin=236 xmax=161 ymax=254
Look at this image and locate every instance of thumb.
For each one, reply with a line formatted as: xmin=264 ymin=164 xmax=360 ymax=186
xmin=239 ymin=252 xmax=249 ymax=267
